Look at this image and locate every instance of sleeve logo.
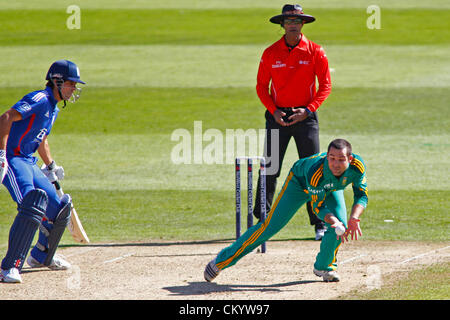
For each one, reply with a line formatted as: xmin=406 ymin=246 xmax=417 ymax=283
xmin=17 ymin=102 xmax=31 ymax=113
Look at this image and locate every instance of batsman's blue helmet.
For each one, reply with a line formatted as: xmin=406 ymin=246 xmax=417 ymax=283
xmin=46 ymin=60 xmax=85 ymax=84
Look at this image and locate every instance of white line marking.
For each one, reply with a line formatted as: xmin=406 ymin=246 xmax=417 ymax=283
xmin=103 ymin=253 xmax=134 ymax=264
xmin=399 ymin=245 xmax=450 ymax=265
xmin=341 ymin=254 xmax=367 ymax=264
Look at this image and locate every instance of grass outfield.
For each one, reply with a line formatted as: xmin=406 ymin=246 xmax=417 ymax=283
xmin=0 ymin=86 xmax=447 ymax=242
xmin=1 ymin=8 xmax=448 ymax=46
xmin=0 ymin=45 xmax=449 ymax=89
xmin=0 ymin=0 xmax=448 ymax=298
xmin=341 ymin=262 xmax=450 ymax=300
xmin=4 ymin=0 xmax=450 ymax=9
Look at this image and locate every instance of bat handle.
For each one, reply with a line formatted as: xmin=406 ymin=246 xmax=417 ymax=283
xmin=52 ymin=181 xmax=64 ymax=198
xmin=52 ymin=180 xmax=61 ymax=190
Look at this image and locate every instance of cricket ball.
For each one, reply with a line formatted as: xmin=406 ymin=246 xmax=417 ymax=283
xmin=335 ymin=223 xmax=346 ymax=236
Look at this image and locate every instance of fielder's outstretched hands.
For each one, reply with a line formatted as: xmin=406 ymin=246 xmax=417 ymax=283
xmin=344 ymin=218 xmax=362 ymax=242
xmin=0 ymin=150 xmax=7 ymax=183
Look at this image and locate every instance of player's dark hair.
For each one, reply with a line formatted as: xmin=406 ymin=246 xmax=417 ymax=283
xmin=328 ymin=139 xmax=352 ymax=156
xmin=45 ymin=78 xmax=66 ymax=107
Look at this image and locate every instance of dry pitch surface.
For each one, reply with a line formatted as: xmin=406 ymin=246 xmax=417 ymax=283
xmin=1 ymin=240 xmax=449 ymax=300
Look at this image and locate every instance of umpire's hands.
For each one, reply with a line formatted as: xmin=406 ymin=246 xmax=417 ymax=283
xmin=287 ymin=108 xmax=309 ymax=125
xmin=272 ymin=109 xmax=289 ymax=126
xmin=0 ymin=150 xmax=7 ymax=183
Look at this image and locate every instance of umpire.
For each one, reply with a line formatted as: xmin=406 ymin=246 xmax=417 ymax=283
xmin=253 ymin=4 xmax=332 ymax=240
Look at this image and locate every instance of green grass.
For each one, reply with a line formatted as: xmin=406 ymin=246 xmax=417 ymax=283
xmin=361 ymin=190 xmax=449 ymax=241
xmin=1 ymin=87 xmax=447 ymax=135
xmin=4 ymin=0 xmax=450 ymax=10
xmin=0 ymin=86 xmax=448 ymax=243
xmin=341 ymin=262 xmax=450 ymax=300
xmin=0 ymin=44 xmax=448 ymax=88
xmin=1 ymin=187 xmax=448 ymax=244
xmin=0 ymin=8 xmax=449 ymax=46
xmin=0 ymin=86 xmax=448 ymax=194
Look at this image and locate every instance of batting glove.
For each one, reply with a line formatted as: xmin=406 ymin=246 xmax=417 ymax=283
xmin=0 ymin=150 xmax=7 ymax=183
xmin=41 ymin=161 xmax=64 ymax=182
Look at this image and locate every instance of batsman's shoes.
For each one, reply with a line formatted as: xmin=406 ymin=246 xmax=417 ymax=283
xmin=204 ymin=259 xmax=220 ymax=282
xmin=0 ymin=268 xmax=22 ymax=283
xmin=313 ymin=268 xmax=340 ymax=282
xmin=27 ymin=254 xmax=71 ymax=271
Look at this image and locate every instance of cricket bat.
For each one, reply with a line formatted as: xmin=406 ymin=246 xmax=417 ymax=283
xmin=53 ymin=180 xmax=90 ymax=243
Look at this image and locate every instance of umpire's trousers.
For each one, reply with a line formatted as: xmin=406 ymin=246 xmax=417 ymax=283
xmin=253 ymin=109 xmax=323 ymax=228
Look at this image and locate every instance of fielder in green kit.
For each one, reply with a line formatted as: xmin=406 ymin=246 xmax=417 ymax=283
xmin=204 ymin=139 xmax=368 ymax=282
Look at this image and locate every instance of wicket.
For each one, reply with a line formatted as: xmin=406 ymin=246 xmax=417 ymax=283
xmin=235 ymin=156 xmax=267 ymax=253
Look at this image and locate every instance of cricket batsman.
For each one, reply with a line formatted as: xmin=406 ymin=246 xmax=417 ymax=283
xmin=205 ymin=139 xmax=368 ymax=282
xmin=0 ymin=60 xmax=85 ymax=283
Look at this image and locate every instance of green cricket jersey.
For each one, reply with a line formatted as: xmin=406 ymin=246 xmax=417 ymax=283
xmin=291 ymin=152 xmax=368 ymax=221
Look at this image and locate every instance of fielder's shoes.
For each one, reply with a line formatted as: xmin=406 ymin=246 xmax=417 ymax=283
xmin=27 ymin=254 xmax=71 ymax=271
xmin=313 ymin=268 xmax=340 ymax=282
xmin=0 ymin=267 xmax=22 ymax=283
xmin=315 ymin=225 xmax=327 ymax=241
xmin=204 ymin=259 xmax=220 ymax=282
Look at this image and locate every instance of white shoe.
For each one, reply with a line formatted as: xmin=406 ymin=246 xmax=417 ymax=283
xmin=27 ymin=254 xmax=71 ymax=271
xmin=313 ymin=268 xmax=340 ymax=282
xmin=315 ymin=226 xmax=327 ymax=241
xmin=204 ymin=259 xmax=220 ymax=282
xmin=0 ymin=268 xmax=22 ymax=283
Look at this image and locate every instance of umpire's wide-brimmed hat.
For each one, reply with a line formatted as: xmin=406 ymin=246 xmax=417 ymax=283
xmin=270 ymin=4 xmax=315 ymax=24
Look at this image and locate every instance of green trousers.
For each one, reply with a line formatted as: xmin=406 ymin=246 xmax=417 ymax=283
xmin=215 ymin=171 xmax=347 ymax=272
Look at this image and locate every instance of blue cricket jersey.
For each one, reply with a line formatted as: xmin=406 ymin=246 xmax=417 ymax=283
xmin=7 ymin=86 xmax=59 ymax=162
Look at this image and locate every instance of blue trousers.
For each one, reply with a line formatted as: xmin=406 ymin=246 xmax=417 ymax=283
xmin=2 ymin=157 xmax=63 ymax=265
